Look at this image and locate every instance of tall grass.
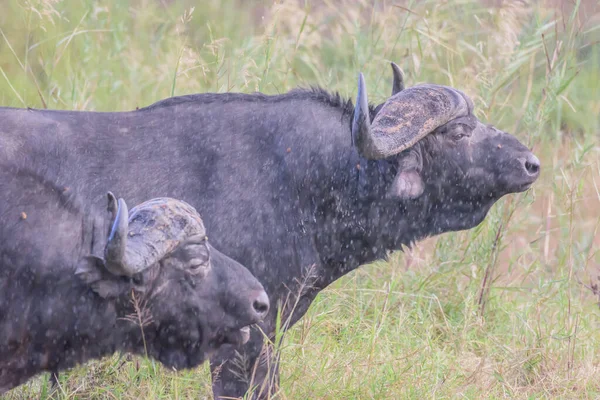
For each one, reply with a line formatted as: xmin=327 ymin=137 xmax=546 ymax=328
xmin=1 ymin=0 xmax=600 ymax=398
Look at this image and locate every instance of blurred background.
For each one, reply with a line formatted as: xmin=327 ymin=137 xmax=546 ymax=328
xmin=1 ymin=0 xmax=599 ymax=398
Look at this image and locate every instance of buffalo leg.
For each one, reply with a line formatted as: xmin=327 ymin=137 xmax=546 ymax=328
xmin=210 ymin=329 xmax=281 ymax=400
xmin=209 ymin=258 xmax=322 ymax=399
xmin=48 ymin=370 xmax=59 ymax=394
xmin=209 ymin=296 xmax=316 ymax=399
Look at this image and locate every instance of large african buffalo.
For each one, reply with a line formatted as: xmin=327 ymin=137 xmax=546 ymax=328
xmin=0 ymin=64 xmax=540 ymax=398
xmin=0 ymin=161 xmax=269 ymax=394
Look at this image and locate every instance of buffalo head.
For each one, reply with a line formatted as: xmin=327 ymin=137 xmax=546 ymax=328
xmin=76 ymin=194 xmax=269 ymax=370
xmin=352 ymin=64 xmax=540 ymax=235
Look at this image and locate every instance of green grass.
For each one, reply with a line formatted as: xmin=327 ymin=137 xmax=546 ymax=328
xmin=2 ymin=0 xmax=600 ymax=398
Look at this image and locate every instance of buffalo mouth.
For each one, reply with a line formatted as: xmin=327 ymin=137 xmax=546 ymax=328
xmin=149 ymin=318 xmax=257 ymax=370
xmin=154 ymin=324 xmax=254 ymax=369
xmin=222 ymin=324 xmax=253 ymax=346
xmin=514 ymin=180 xmax=535 ymax=192
xmin=505 ymin=172 xmax=539 ymax=194
xmin=208 ymin=324 xmax=256 ymax=349
xmin=239 ymin=325 xmax=251 ymax=343
xmin=503 ymin=154 xmax=540 ymax=194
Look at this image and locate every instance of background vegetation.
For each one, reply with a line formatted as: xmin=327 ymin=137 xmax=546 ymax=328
xmin=1 ymin=0 xmax=599 ymax=398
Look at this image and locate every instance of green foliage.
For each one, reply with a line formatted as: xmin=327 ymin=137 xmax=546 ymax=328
xmin=1 ymin=0 xmax=599 ymax=398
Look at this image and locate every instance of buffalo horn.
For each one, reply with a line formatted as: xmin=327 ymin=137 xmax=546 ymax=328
xmin=391 ymin=62 xmax=405 ymax=95
xmin=104 ymin=196 xmax=207 ymax=277
xmin=104 ymin=195 xmax=129 ymax=276
xmin=353 ymin=72 xmax=473 ymax=160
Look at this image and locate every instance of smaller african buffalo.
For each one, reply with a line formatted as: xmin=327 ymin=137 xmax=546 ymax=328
xmin=0 ymin=164 xmax=269 ymax=394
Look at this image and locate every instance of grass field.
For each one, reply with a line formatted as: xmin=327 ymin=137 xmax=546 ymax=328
xmin=1 ymin=0 xmax=600 ymax=398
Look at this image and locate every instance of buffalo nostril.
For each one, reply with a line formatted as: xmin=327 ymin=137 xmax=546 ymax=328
xmin=524 ymin=154 xmax=540 ymax=175
xmin=252 ymin=291 xmax=270 ymax=319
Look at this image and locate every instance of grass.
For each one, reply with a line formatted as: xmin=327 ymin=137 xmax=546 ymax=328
xmin=1 ymin=0 xmax=600 ymax=398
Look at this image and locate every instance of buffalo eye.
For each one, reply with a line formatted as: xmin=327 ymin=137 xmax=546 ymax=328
xmin=167 ymin=234 xmax=211 ymax=274
xmin=185 ymin=251 xmax=210 ymax=275
xmin=131 ymin=274 xmax=143 ymax=285
xmin=451 ymin=125 xmax=472 ymax=141
xmin=188 ymin=262 xmax=207 ymax=272
xmin=184 ymin=245 xmax=210 ymax=274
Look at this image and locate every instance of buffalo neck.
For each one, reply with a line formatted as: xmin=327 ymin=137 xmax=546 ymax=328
xmin=303 ymin=149 xmax=499 ymax=287
xmin=303 ymin=154 xmax=433 ymax=285
xmin=0 ymin=270 xmax=125 ymax=390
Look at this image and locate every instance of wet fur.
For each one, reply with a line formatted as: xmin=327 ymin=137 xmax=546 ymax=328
xmin=0 ymin=85 xmax=536 ymax=398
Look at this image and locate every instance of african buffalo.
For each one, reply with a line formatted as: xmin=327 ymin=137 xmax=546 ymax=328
xmin=0 ymin=162 xmax=269 ymax=394
xmin=0 ymin=64 xmax=540 ymax=398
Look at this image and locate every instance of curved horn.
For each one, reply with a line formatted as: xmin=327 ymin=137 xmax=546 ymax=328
xmin=104 ymin=196 xmax=129 ymax=276
xmin=351 ymin=73 xmax=373 ymax=153
xmin=391 ymin=62 xmax=405 ymax=95
xmin=104 ymin=198 xmax=207 ymax=276
xmin=357 ymin=83 xmax=473 ymax=160
xmin=107 ymin=192 xmax=118 ymax=216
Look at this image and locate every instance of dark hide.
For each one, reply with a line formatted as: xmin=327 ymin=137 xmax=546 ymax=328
xmin=0 ymin=157 xmax=268 ymax=394
xmin=0 ymin=73 xmax=539 ymax=398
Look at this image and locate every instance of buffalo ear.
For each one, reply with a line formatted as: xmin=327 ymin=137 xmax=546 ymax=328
xmin=75 ymin=256 xmax=128 ymax=299
xmin=388 ymin=170 xmax=424 ymax=199
xmin=387 ymin=149 xmax=424 ymax=200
